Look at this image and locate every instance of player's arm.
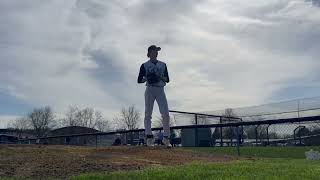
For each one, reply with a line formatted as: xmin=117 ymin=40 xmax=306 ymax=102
xmin=137 ymin=64 xmax=147 ymax=83
xmin=161 ymin=64 xmax=170 ymax=83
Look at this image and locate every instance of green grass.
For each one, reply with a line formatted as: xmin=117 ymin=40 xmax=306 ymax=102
xmin=184 ymin=146 xmax=320 ymax=159
xmin=3 ymin=147 xmax=320 ymax=180
xmin=0 ymin=177 xmax=58 ymax=180
xmin=70 ymin=147 xmax=320 ymax=180
xmin=71 ymin=159 xmax=320 ymax=180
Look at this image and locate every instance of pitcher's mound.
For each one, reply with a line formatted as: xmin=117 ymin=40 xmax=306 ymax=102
xmin=0 ymin=144 xmax=236 ymax=179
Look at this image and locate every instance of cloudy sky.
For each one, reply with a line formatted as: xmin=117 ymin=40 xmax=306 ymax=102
xmin=1 ymin=0 xmax=320 ymax=128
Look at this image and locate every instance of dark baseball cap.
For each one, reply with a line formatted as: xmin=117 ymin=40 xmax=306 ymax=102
xmin=148 ymin=45 xmax=161 ymax=52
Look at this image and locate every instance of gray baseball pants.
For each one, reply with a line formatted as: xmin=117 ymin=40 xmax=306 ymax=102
xmin=144 ymin=86 xmax=170 ymax=137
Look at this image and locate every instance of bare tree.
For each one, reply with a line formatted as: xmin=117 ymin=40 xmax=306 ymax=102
xmin=222 ymin=108 xmax=238 ymax=122
xmin=310 ymin=125 xmax=320 ymax=135
xmin=152 ymin=116 xmax=176 ymax=128
xmin=62 ymin=105 xmax=79 ymax=126
xmin=61 ymin=106 xmax=110 ymax=130
xmin=198 ymin=115 xmax=210 ymax=125
xmin=244 ymin=125 xmax=268 ymax=139
xmin=221 ymin=108 xmax=239 ymax=145
xmin=152 ymin=116 xmax=179 ymax=139
xmin=243 ymin=117 xmax=267 ymax=140
xmin=8 ymin=117 xmax=31 ymax=138
xmin=78 ymin=107 xmax=95 ymax=128
xmin=96 ymin=120 xmax=110 ymax=132
xmin=95 ymin=111 xmax=110 ymax=132
xmin=29 ymin=106 xmax=56 ymax=138
xmin=114 ymin=105 xmax=141 ymax=130
xmin=188 ymin=114 xmax=210 ymax=125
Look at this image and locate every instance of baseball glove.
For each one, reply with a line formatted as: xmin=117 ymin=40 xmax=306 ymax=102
xmin=147 ymin=73 xmax=160 ymax=84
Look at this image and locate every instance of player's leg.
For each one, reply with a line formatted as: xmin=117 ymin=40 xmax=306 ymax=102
xmin=155 ymin=87 xmax=172 ymax=147
xmin=144 ymin=86 xmax=156 ymax=146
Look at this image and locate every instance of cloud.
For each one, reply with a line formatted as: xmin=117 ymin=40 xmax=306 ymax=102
xmin=308 ymin=0 xmax=320 ymax=6
xmin=165 ymin=0 xmax=320 ymax=110
xmin=0 ymin=115 xmax=21 ymax=129
xmin=0 ymin=0 xmax=320 ymax=128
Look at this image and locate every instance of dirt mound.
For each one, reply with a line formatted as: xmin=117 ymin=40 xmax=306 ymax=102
xmin=0 ymin=145 xmax=236 ymax=179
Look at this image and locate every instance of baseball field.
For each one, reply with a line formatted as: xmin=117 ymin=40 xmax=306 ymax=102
xmin=1 ymin=145 xmax=320 ymax=180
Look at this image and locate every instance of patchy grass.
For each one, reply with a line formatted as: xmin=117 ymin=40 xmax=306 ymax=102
xmin=71 ymin=158 xmax=320 ymax=180
xmin=2 ymin=145 xmax=320 ymax=179
xmin=184 ymin=146 xmax=320 ymax=159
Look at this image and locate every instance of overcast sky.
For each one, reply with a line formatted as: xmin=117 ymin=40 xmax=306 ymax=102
xmin=1 ymin=0 xmax=320 ymax=128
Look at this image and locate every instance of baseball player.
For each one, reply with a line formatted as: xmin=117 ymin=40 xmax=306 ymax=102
xmin=137 ymin=45 xmax=171 ymax=147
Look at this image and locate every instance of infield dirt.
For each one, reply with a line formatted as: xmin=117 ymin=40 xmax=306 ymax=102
xmin=0 ymin=144 xmax=238 ymax=179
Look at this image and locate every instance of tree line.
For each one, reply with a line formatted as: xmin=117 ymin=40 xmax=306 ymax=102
xmin=10 ymin=105 xmax=320 ymax=140
xmin=8 ymin=105 xmax=144 ymax=138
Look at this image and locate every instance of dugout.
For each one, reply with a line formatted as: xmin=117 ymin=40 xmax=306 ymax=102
xmin=181 ymin=128 xmax=213 ymax=147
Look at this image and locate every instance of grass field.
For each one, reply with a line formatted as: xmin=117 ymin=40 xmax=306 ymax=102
xmin=72 ymin=159 xmax=320 ymax=180
xmin=1 ymin=145 xmax=320 ymax=180
xmin=184 ymin=146 xmax=320 ymax=159
xmin=70 ymin=146 xmax=320 ymax=180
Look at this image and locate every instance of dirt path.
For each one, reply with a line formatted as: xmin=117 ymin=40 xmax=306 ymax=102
xmin=0 ymin=145 xmax=237 ymax=179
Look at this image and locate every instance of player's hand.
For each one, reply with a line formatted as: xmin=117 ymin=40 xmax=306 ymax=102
xmin=147 ymin=73 xmax=160 ymax=84
xmin=159 ymin=75 xmax=168 ymax=82
xmin=141 ymin=76 xmax=147 ymax=83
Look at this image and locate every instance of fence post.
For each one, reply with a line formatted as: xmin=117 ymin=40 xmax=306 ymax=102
xmin=267 ymin=124 xmax=271 ymax=146
xmin=240 ymin=118 xmax=244 ymax=145
xmin=255 ymin=125 xmax=260 ymax=146
xmin=293 ymin=126 xmax=305 ymax=145
xmin=220 ymin=117 xmax=223 ymax=147
xmin=95 ymin=134 xmax=98 ymax=148
xmin=299 ymin=129 xmax=302 ymax=145
xmin=299 ymin=127 xmax=305 ymax=145
xmin=195 ymin=114 xmax=198 ymax=147
xmin=236 ymin=126 xmax=240 ymax=156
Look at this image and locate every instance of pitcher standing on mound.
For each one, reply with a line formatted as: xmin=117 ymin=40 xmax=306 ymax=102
xmin=137 ymin=45 xmax=172 ymax=147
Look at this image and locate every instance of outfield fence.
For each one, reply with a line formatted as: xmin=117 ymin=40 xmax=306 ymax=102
xmin=17 ymin=113 xmax=320 ymax=149
xmin=17 ymin=97 xmax=320 ymax=156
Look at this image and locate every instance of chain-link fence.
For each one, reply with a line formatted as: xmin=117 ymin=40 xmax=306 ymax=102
xmin=17 ymin=97 xmax=320 ymax=155
xmin=18 ymin=113 xmax=320 ymax=148
xmin=201 ymin=96 xmax=320 ymax=121
xmin=170 ymin=110 xmax=320 ymax=147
